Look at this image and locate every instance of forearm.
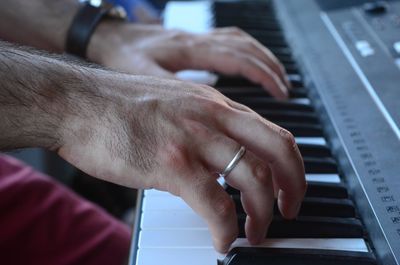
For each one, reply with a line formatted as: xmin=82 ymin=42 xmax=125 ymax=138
xmin=0 ymin=41 xmax=99 ymax=151
xmin=0 ymin=0 xmax=80 ymax=52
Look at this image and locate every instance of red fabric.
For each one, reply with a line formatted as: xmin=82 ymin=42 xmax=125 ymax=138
xmin=0 ymin=154 xmax=131 ymax=265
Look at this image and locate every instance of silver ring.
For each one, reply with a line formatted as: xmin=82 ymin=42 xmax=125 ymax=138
xmin=219 ymin=146 xmax=246 ymax=178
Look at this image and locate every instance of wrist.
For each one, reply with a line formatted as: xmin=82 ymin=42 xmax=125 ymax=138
xmin=86 ymin=19 xmax=127 ymax=65
xmin=67 ymin=1 xmax=128 ymax=59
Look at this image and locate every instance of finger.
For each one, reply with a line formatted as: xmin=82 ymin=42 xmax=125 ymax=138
xmin=197 ymin=135 xmax=274 ymax=245
xmin=225 ymin=98 xmax=255 ymax=113
xmin=114 ymin=57 xmax=177 ymax=79
xmin=178 ymin=166 xmax=238 ymax=253
xmin=211 ymin=27 xmax=291 ymax=88
xmin=144 ymin=63 xmax=177 ymax=79
xmin=187 ymin=47 xmax=288 ymax=98
xmin=211 ymin=34 xmax=290 ymax=88
xmin=217 ymin=109 xmax=306 ymax=219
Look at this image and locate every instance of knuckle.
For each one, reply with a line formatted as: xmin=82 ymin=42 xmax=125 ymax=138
xmin=244 ymin=38 xmax=258 ymax=49
xmin=197 ymin=96 xmax=228 ymax=114
xmin=227 ymin=26 xmax=244 ymax=35
xmin=242 ymin=54 xmax=257 ymax=65
xmin=241 ymin=56 xmax=262 ymax=73
xmin=278 ymin=128 xmax=296 ymax=150
xmin=252 ymin=162 xmax=271 ymax=186
xmin=219 ymin=47 xmax=236 ymax=58
xmin=214 ymin=195 xmax=235 ymax=220
xmin=162 ymin=141 xmax=189 ymax=168
xmin=184 ymin=120 xmax=212 ymax=139
xmin=192 ymin=37 xmax=211 ymax=50
xmin=170 ymin=30 xmax=189 ymax=42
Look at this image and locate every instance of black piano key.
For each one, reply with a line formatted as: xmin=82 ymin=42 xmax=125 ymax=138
xmin=237 ymin=215 xmax=364 ymax=238
xmin=270 ymin=51 xmax=295 ymax=63
xmin=259 ymin=42 xmax=288 ymax=49
xmin=232 ymin=98 xmax=314 ymax=112
xmin=222 ymin=156 xmax=338 ymax=175
xmin=227 ymin=182 xmax=348 ymax=199
xmin=284 ymin=63 xmax=301 ymax=74
xmin=268 ymin=47 xmax=293 ymax=56
xmin=259 ymin=110 xmax=319 ymax=124
xmin=233 ymin=196 xmax=356 ymax=218
xmin=222 ymin=248 xmax=377 ymax=265
xmin=218 ymin=86 xmax=309 ymax=99
xmin=277 ymin=56 xmax=296 ymax=65
xmin=304 ymin=157 xmax=338 ymax=173
xmin=214 ymin=1 xmax=274 ymax=13
xmin=248 ymin=35 xmax=288 ymax=47
xmin=217 ymin=76 xmax=263 ymax=87
xmin=288 ymin=197 xmax=355 ymax=217
xmin=288 ymin=74 xmax=304 ymax=87
xmin=298 ymin=143 xmax=332 ymax=157
xmin=274 ymin=122 xmax=324 ymax=137
xmin=216 ymin=21 xmax=281 ymax=32
xmin=246 ymin=30 xmax=285 ymax=40
xmin=217 ymin=75 xmax=304 ymax=89
xmin=306 ymin=182 xmax=349 ymax=198
xmin=247 ymin=88 xmax=307 ymax=98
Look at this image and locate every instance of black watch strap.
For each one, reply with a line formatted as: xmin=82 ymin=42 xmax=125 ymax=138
xmin=66 ymin=2 xmax=111 ymax=58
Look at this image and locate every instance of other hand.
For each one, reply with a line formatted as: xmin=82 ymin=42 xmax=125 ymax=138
xmin=87 ymin=23 xmax=291 ymax=99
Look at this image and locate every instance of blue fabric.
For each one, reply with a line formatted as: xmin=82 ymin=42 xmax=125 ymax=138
xmin=106 ymin=0 xmax=159 ymax=21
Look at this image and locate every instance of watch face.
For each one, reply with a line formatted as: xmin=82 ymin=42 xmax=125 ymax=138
xmin=87 ymin=0 xmax=103 ymax=7
xmin=84 ymin=0 xmax=128 ymax=20
xmin=108 ymin=5 xmax=128 ymax=20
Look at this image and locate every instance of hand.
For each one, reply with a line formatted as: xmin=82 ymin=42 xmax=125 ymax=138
xmin=87 ymin=23 xmax=291 ymax=99
xmin=57 ymin=71 xmax=306 ymax=253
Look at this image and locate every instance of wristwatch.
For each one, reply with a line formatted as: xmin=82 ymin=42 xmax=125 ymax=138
xmin=66 ymin=0 xmax=127 ymax=58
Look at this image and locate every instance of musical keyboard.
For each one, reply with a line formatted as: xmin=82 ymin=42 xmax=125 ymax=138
xmin=129 ymin=0 xmax=400 ymax=264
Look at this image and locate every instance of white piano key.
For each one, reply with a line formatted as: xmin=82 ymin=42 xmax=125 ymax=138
xmin=289 ymin=98 xmax=311 ymax=105
xmin=164 ymin=1 xmax=212 ymax=33
xmin=139 ymin=229 xmax=368 ymax=252
xmin=137 ymin=248 xmax=220 ymax=265
xmin=295 ymin=137 xmax=327 ymax=146
xmin=137 ymin=236 xmax=369 ymax=265
xmin=230 ymin=238 xmax=369 ymax=252
xmin=141 ymin=210 xmax=206 ymax=229
xmin=144 ymin=189 xmax=170 ymax=197
xmin=143 ymin=195 xmax=190 ymax=211
xmin=175 ymin=70 xmax=218 ymax=85
xmin=306 ymin=173 xmax=341 ymax=183
xmin=139 ymin=229 xmax=212 ymax=249
xmin=288 ymin=74 xmax=303 ymax=83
